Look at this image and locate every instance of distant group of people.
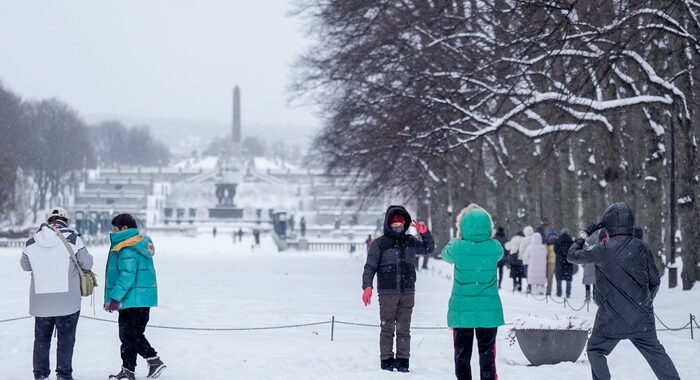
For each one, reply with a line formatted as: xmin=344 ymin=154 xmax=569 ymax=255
xmin=21 ymin=208 xmax=165 ymax=380
xmin=362 ymin=202 xmax=680 ymax=380
xmin=502 ymin=225 xmax=581 ymax=299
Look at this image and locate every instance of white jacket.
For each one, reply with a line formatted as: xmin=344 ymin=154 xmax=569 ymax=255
xmin=519 ymin=226 xmax=535 ymax=264
xmin=20 ymin=223 xmax=93 ymax=317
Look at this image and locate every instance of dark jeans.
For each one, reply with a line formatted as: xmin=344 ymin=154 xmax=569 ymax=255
xmin=556 ymin=280 xmax=572 ymax=297
xmin=587 ymin=333 xmax=680 ymax=380
xmin=118 ymin=307 xmax=158 ymax=371
xmin=497 ymin=264 xmax=504 ymax=288
xmin=34 ymin=310 xmax=80 ymax=379
xmin=453 ymin=327 xmax=498 ymax=380
xmin=378 ymin=293 xmax=414 ymax=360
xmin=585 ymin=284 xmax=594 ymax=299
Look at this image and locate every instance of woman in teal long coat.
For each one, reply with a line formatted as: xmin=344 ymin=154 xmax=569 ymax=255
xmin=441 ymin=204 xmax=504 ymax=380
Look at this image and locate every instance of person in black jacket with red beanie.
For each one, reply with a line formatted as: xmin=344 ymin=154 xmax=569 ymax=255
xmin=567 ymin=202 xmax=679 ymax=380
xmin=362 ymin=205 xmax=434 ymax=373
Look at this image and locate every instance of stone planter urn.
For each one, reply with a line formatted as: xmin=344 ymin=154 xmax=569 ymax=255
xmin=511 ymin=316 xmax=591 ymax=366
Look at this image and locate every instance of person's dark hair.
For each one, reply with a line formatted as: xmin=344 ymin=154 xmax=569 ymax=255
xmin=111 ymin=214 xmax=137 ymax=229
xmin=47 ymin=216 xmax=68 ymax=227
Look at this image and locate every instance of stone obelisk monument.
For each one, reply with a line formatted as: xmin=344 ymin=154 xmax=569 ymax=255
xmin=232 ymin=85 xmax=242 ymax=157
xmin=209 ymin=85 xmax=244 ymax=219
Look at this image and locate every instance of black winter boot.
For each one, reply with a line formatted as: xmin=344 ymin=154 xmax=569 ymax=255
xmin=381 ymin=358 xmax=395 ymax=371
xmin=395 ymin=358 xmax=410 ymax=373
xmin=145 ymin=356 xmax=167 ymax=378
xmin=108 ymin=367 xmax=135 ymax=380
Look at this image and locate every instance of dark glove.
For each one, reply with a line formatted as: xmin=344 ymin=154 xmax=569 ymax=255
xmin=573 ymin=238 xmax=585 ymax=248
xmin=584 ymin=223 xmax=601 ymax=236
xmin=105 ymin=299 xmax=121 ymax=313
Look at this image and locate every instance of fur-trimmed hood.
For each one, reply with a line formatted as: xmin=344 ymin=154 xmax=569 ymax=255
xmin=455 ymin=203 xmax=494 ymax=242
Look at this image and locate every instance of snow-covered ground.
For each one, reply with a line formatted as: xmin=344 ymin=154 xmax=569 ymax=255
xmin=1 ymin=234 xmax=698 ymax=379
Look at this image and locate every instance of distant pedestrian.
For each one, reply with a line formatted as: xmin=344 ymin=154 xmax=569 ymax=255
xmin=362 ymin=205 xmax=434 ymax=373
xmin=365 ymin=234 xmax=373 ymax=250
xmin=288 ymin=214 xmax=296 ymax=232
xmin=582 ymin=229 xmax=605 ymax=301
xmin=105 ymin=214 xmax=166 ymax=380
xmin=545 ymin=230 xmax=558 ymax=296
xmin=253 ymin=229 xmax=261 ymax=247
xmin=554 ymin=229 xmax=574 ymax=298
xmin=441 ymin=204 xmax=503 ymax=380
xmin=212 ymin=227 xmax=217 ymax=238
xmin=494 ymin=227 xmax=508 ymax=289
xmin=237 ymin=228 xmax=244 ymax=242
xmin=505 ymin=231 xmax=525 ymax=292
xmin=21 ymin=207 xmax=94 ymax=380
xmin=567 ymin=202 xmax=680 ymax=380
xmin=519 ymin=226 xmax=534 ymax=293
xmin=300 ymin=217 xmax=307 ymax=237
xmin=524 ymin=233 xmax=547 ymax=295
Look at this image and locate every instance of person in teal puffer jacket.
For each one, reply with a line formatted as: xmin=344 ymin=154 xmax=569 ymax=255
xmin=104 ymin=214 xmax=166 ymax=380
xmin=441 ymin=204 xmax=504 ymax=380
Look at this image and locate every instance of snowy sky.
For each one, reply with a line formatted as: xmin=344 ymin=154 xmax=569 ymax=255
xmin=0 ymin=0 xmax=319 ymax=131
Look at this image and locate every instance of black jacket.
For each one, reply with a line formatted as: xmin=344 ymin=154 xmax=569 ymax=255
xmin=362 ymin=205 xmax=435 ymax=294
xmin=494 ymin=229 xmax=508 ymax=267
xmin=554 ymin=232 xmax=574 ymax=281
xmin=567 ymin=202 xmax=660 ymax=338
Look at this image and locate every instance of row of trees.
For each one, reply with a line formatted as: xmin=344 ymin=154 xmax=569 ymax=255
xmin=0 ymin=83 xmax=170 ymax=224
xmin=296 ymin=1 xmax=700 ymax=289
xmin=205 ymin=134 xmax=305 ymax=165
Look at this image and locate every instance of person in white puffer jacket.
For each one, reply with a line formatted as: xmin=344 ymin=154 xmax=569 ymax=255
xmin=518 ymin=226 xmax=534 ymax=293
xmin=20 ymin=207 xmax=93 ymax=380
xmin=524 ymin=233 xmax=547 ymax=295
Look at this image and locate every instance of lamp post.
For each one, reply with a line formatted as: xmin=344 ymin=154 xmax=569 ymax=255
xmin=668 ymin=116 xmax=678 ymax=289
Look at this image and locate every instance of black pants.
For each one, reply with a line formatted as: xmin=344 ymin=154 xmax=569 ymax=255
xmin=556 ymin=280 xmax=572 ymax=297
xmin=497 ymin=264 xmax=504 ymax=288
xmin=34 ymin=310 xmax=80 ymax=379
xmin=587 ymin=333 xmax=680 ymax=380
xmin=118 ymin=307 xmax=158 ymax=371
xmin=453 ymin=327 xmax=498 ymax=380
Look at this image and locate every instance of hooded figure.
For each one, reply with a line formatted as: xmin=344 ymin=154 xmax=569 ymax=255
xmin=518 ymin=226 xmax=535 ymax=265
xmin=554 ymin=229 xmax=574 ymax=281
xmin=524 ymin=233 xmax=547 ymax=288
xmin=362 ymin=205 xmax=434 ymax=373
xmin=441 ymin=204 xmax=503 ymax=380
xmin=567 ymin=202 xmax=679 ymax=380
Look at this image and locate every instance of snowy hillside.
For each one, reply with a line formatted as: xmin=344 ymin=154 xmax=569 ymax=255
xmin=1 ymin=234 xmax=698 ymax=379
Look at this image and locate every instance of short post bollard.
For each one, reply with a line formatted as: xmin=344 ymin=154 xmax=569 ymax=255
xmin=331 ymin=316 xmax=335 ymax=342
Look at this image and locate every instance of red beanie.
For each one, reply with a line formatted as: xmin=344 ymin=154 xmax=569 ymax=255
xmin=389 ymin=215 xmax=405 ymax=225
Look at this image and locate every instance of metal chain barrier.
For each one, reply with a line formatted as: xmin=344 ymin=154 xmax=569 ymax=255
xmin=547 ymin=295 xmax=566 ymax=304
xmin=80 ymin=315 xmax=333 ymax=331
xmin=0 ymin=315 xmax=32 ymax=323
xmin=653 ymin=313 xmax=693 ymax=332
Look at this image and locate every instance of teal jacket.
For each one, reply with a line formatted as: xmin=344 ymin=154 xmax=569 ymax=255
xmin=105 ymin=228 xmax=158 ymax=309
xmin=441 ymin=205 xmax=504 ymax=328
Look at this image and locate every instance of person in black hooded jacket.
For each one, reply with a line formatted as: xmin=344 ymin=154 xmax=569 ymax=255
xmin=567 ymin=202 xmax=680 ymax=380
xmin=554 ymin=228 xmax=574 ymax=297
xmin=362 ymin=205 xmax=435 ymax=373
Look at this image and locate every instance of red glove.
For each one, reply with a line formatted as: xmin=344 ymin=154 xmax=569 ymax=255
xmin=105 ymin=299 xmax=121 ymax=313
xmin=362 ymin=287 xmax=373 ymax=306
xmin=412 ymin=220 xmax=429 ymax=234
